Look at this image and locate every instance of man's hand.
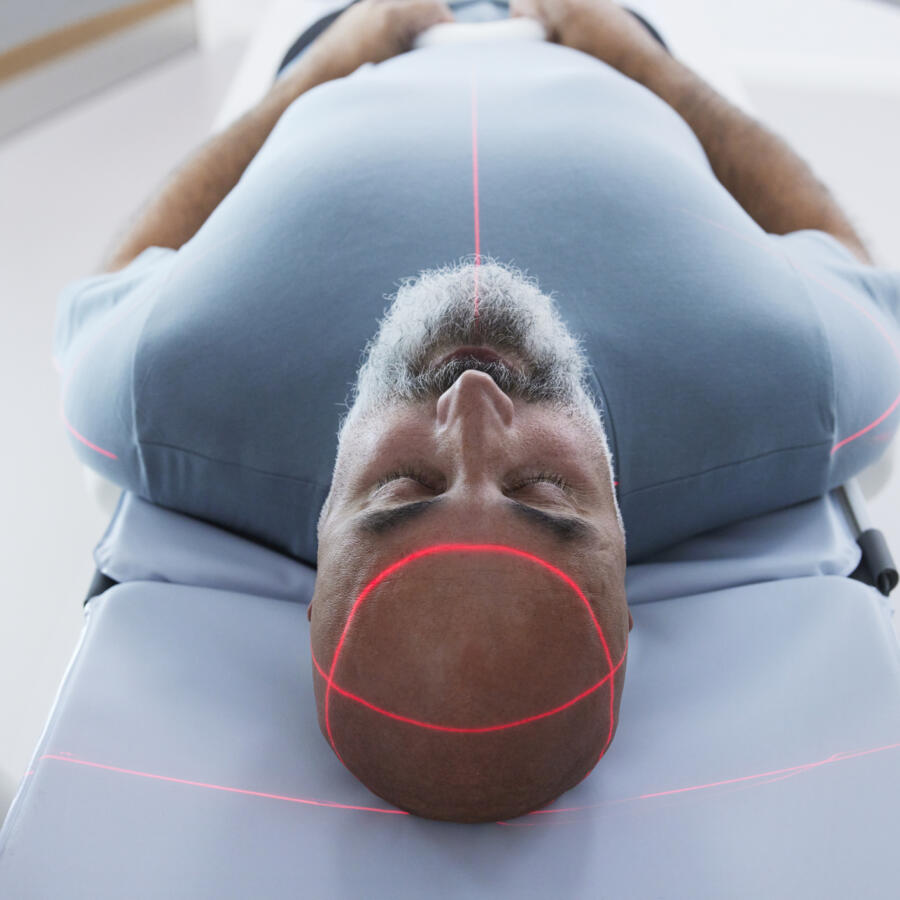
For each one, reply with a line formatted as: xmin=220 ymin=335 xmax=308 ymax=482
xmin=283 ymin=0 xmax=456 ymax=93
xmin=509 ymin=0 xmax=666 ymax=77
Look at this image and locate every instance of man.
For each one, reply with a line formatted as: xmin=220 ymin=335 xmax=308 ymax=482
xmin=54 ymin=0 xmax=900 ymax=822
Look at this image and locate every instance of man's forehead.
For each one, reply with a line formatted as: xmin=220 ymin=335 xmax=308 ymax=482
xmin=339 ymin=547 xmax=594 ymax=618
xmin=321 ymin=499 xmax=621 ymax=598
xmin=315 ymin=509 xmax=624 ymax=640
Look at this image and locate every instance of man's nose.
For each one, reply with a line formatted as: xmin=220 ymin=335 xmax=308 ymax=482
xmin=434 ymin=371 xmax=516 ymax=490
xmin=434 ymin=371 xmax=519 ymax=501
xmin=435 ymin=369 xmax=515 ymax=431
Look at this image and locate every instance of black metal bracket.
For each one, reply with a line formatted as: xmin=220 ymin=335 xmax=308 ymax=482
xmin=856 ymin=528 xmax=899 ymax=597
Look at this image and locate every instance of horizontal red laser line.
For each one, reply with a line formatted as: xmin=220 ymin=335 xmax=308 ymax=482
xmin=38 ymin=754 xmax=408 ymax=815
xmin=34 ymin=739 xmax=899 ymax=826
xmin=323 ymin=544 xmax=618 ymax=765
xmin=529 ymin=739 xmax=900 ymax=815
xmin=312 ymin=645 xmax=625 ymax=734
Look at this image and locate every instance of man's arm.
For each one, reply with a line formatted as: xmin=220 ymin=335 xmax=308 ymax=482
xmin=99 ymin=62 xmax=328 ymax=273
xmin=512 ymin=0 xmax=871 ymax=263
xmin=624 ymin=52 xmax=872 ymax=264
xmin=99 ymin=0 xmax=456 ymax=274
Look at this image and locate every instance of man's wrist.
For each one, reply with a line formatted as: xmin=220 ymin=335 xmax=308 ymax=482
xmin=265 ymin=53 xmax=346 ymax=119
xmin=609 ymin=46 xmax=871 ymax=259
xmin=574 ymin=7 xmax=673 ymax=88
xmin=100 ymin=55 xmax=341 ymax=272
xmin=610 ymin=44 xmax=688 ymax=103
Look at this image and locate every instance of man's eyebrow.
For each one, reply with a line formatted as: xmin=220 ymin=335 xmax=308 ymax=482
xmin=355 ymin=496 xmax=599 ymax=543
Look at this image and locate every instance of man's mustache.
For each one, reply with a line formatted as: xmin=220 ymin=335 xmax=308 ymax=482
xmin=406 ymin=355 xmax=562 ymax=404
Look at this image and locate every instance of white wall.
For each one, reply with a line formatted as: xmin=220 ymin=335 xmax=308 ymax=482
xmin=0 ymin=0 xmax=142 ymax=54
xmin=193 ymin=0 xmax=275 ymax=49
xmin=0 ymin=1 xmax=198 ymax=140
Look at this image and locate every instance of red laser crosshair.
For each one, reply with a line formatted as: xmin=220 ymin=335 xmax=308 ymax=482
xmin=312 ymin=543 xmax=628 ymax=768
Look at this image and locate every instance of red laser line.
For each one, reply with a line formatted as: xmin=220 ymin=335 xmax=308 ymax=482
xmin=38 ymin=754 xmax=408 ymax=816
xmin=794 ymin=261 xmax=900 ymax=454
xmin=56 ymin=236 xmax=245 ymax=462
xmin=59 ymin=398 xmax=118 ymax=460
xmin=311 ymin=644 xmax=625 ymax=734
xmin=56 ymin=281 xmax=155 ymax=462
xmin=528 ymin=740 xmax=900 ymax=815
xmin=679 ymin=208 xmax=900 ymax=455
xmin=54 ymin=235 xmax=241 ymax=465
xmin=56 ymin=292 xmax=125 ymax=459
xmin=35 ymin=739 xmax=899 ymax=826
xmin=471 ymin=67 xmax=481 ymax=334
xmin=322 ymin=544 xmax=619 ymax=767
xmin=832 ymin=393 xmax=900 ymax=453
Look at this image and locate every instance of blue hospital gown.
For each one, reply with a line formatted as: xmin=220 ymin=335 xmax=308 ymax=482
xmin=53 ymin=38 xmax=900 ymax=566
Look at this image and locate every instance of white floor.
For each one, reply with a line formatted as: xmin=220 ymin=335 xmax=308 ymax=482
xmin=2 ymin=0 xmax=900 ymax=826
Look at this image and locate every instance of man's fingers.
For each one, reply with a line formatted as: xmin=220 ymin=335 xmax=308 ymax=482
xmin=405 ymin=2 xmax=455 ymax=45
xmin=509 ymin=0 xmax=539 ymax=19
xmin=374 ymin=0 xmax=451 ymax=54
xmin=429 ymin=0 xmax=456 ymax=25
xmin=394 ymin=0 xmax=455 ymax=41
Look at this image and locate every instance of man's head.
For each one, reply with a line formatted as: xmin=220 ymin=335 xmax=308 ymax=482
xmin=310 ymin=257 xmax=630 ymax=822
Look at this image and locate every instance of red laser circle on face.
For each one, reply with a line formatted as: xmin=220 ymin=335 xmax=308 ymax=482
xmin=316 ymin=543 xmax=624 ymax=768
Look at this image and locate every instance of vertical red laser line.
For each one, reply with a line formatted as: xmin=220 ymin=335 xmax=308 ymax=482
xmin=470 ymin=67 xmax=481 ymax=334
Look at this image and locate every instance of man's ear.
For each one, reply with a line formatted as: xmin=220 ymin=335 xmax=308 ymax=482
xmin=628 ymin=609 xmax=634 ymax=632
xmin=307 ymin=602 xmax=313 ymax=623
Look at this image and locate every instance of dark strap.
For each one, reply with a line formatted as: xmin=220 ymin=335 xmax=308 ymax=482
xmin=276 ymin=0 xmax=363 ymax=77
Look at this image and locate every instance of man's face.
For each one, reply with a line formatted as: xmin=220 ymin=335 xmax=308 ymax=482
xmin=310 ymin=260 xmax=631 ymax=820
xmin=319 ymin=371 xmax=628 ymax=617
